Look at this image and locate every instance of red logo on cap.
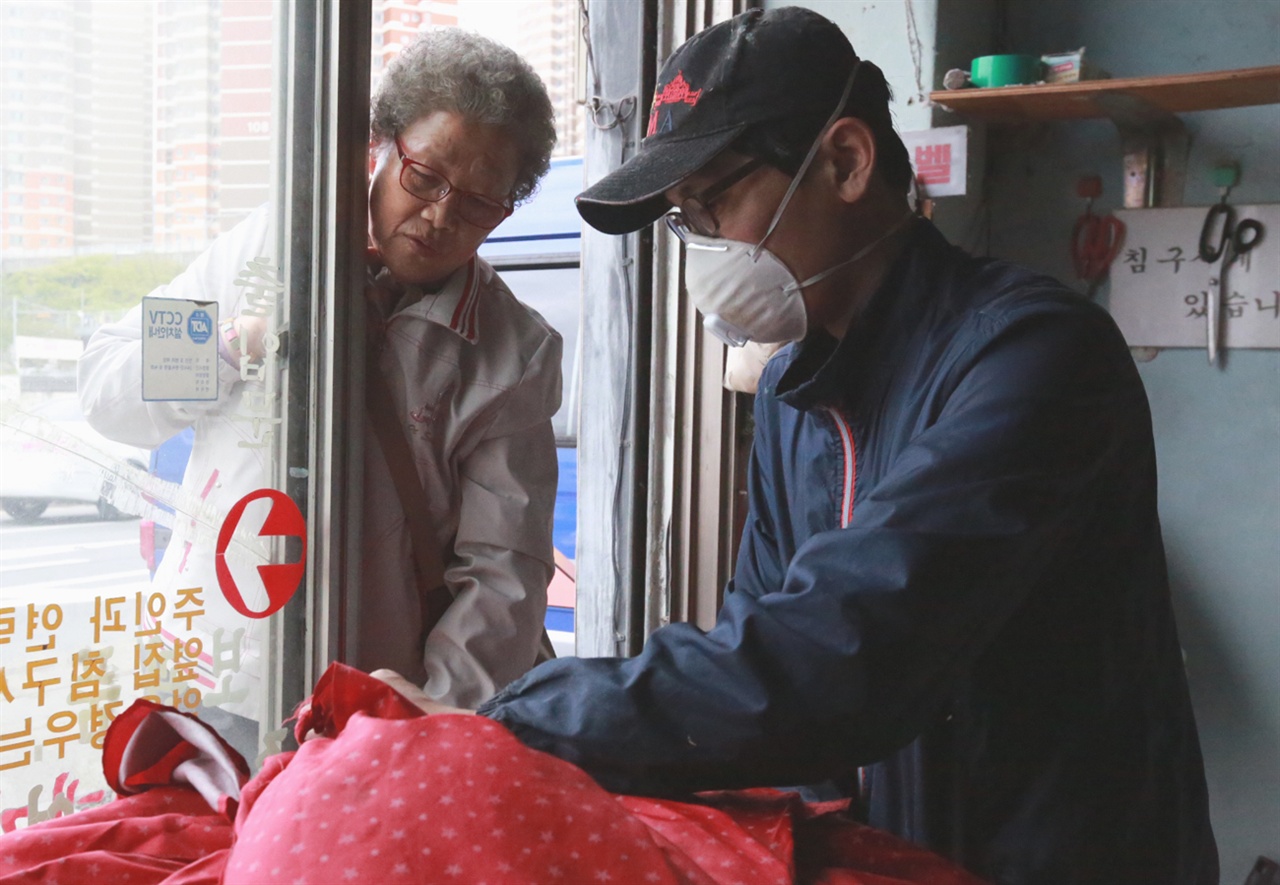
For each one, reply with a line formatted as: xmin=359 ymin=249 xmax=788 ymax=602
xmin=647 ymin=71 xmax=702 ymax=136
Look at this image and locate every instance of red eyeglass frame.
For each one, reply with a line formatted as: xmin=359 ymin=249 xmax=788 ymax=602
xmin=393 ymin=136 xmax=514 ymax=228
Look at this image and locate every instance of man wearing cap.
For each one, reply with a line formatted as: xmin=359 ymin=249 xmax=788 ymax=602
xmin=383 ymin=8 xmax=1218 ymax=883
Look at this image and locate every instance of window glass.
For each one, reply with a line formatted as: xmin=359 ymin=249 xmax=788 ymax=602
xmin=1 ymin=0 xmax=294 ymax=826
xmin=494 ymin=265 xmax=581 ymax=442
xmin=496 ymin=266 xmax=580 ymax=658
xmin=0 ymin=0 xmax=589 ymax=826
xmin=479 ymin=156 xmax=583 ymax=658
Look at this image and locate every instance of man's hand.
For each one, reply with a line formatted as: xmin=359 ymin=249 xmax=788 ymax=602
xmin=369 ymin=668 xmax=475 ymax=716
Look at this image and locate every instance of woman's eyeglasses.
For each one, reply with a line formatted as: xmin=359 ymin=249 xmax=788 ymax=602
xmin=394 ymin=137 xmax=514 ymax=229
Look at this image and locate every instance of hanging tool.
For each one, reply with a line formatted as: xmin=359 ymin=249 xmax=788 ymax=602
xmin=1070 ymin=175 xmax=1125 ymax=298
xmin=1197 ymin=163 xmax=1265 ymax=365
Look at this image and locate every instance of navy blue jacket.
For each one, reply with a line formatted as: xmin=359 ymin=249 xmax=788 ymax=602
xmin=481 ymin=221 xmax=1217 ymax=884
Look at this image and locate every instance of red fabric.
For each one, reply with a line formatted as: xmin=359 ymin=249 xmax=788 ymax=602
xmin=797 ymin=813 xmax=986 ymax=885
xmin=292 ymin=657 xmax=427 ymax=741
xmin=102 ymin=697 xmax=251 ymax=798
xmin=0 ymin=664 xmax=987 ymax=885
xmin=0 ymin=787 xmax=231 ymax=884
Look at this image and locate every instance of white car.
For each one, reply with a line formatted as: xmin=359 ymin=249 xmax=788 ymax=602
xmin=0 ymin=395 xmax=149 ymax=522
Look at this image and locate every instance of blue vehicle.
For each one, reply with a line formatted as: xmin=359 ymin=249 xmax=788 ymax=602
xmin=480 ymin=156 xmax=583 ymax=646
xmin=139 ymin=427 xmax=193 ymax=575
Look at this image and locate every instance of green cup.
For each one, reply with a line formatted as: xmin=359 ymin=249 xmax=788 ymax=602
xmin=970 ymin=54 xmax=1042 ymax=88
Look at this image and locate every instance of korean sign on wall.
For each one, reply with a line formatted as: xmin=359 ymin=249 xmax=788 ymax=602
xmin=1110 ymin=205 xmax=1279 ymax=350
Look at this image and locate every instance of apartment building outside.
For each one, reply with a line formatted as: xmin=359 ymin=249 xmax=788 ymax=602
xmin=1 ymin=0 xmax=77 ymax=258
xmin=371 ymin=0 xmax=461 ymax=93
xmin=216 ymin=0 xmax=274 ymax=234
xmin=73 ymin=0 xmax=154 ymax=252
xmin=370 ymin=0 xmax=584 ymax=158
xmin=513 ymin=0 xmax=584 ymax=158
xmin=152 ymin=0 xmax=273 ymax=252
xmin=2 ymin=0 xmax=579 ymax=264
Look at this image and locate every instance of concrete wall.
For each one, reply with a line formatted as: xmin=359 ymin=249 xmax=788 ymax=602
xmin=774 ymin=0 xmax=1279 ymax=877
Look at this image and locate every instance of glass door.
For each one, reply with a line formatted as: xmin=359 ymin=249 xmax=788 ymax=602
xmin=0 ymin=0 xmax=303 ymax=826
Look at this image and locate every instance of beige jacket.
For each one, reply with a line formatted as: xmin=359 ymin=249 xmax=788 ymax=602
xmin=360 ymin=255 xmax=560 ymax=707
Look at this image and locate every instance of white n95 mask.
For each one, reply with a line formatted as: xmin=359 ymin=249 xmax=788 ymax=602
xmin=678 ymin=228 xmax=809 ymax=346
xmin=670 ymin=208 xmax=914 ymax=347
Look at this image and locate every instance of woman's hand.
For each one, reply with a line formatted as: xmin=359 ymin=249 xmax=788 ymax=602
xmin=369 ymin=668 xmax=475 ymax=716
xmin=233 ymin=314 xmax=270 ymax=360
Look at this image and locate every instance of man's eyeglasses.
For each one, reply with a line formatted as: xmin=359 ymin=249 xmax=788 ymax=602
xmin=668 ymin=157 xmax=764 ymax=238
xmin=394 ymin=137 xmax=514 ymax=229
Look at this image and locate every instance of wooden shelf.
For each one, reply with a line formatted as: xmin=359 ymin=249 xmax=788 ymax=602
xmin=930 ymin=65 xmax=1280 ymax=123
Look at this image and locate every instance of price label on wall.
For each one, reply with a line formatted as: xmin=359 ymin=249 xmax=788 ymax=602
xmin=901 ymin=125 xmax=969 ymax=198
xmin=141 ymin=297 xmax=220 ymax=401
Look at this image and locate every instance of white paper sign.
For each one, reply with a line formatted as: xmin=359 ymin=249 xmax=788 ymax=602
xmin=141 ymin=297 xmax=220 ymax=401
xmin=1110 ymin=205 xmax=1279 ymax=349
xmin=901 ymin=125 xmax=969 ymax=198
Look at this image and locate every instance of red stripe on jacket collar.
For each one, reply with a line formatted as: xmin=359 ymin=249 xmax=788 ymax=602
xmin=448 ymin=258 xmax=480 ymax=344
xmin=366 ymin=250 xmax=482 ymax=345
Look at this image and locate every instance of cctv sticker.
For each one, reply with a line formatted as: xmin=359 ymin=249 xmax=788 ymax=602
xmin=141 ymin=296 xmax=220 ymax=402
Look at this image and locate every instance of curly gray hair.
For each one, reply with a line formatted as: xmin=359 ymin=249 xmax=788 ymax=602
xmin=371 ymin=29 xmax=556 ymax=205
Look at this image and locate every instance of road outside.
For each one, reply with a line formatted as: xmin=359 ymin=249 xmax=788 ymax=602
xmin=1 ymin=507 xmax=149 ymax=605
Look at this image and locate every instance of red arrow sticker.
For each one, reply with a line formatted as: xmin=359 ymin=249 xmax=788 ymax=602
xmin=215 ymin=489 xmax=306 ymax=619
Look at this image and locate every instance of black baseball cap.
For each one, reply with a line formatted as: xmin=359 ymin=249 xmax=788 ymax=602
xmin=575 ymin=6 xmax=859 ymax=235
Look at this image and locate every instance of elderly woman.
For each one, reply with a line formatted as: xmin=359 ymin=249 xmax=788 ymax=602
xmin=356 ymin=31 xmax=561 ymax=707
xmin=78 ymin=29 xmax=561 ymax=758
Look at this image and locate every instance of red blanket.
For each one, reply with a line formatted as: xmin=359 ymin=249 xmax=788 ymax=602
xmin=0 ymin=664 xmax=985 ymax=885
